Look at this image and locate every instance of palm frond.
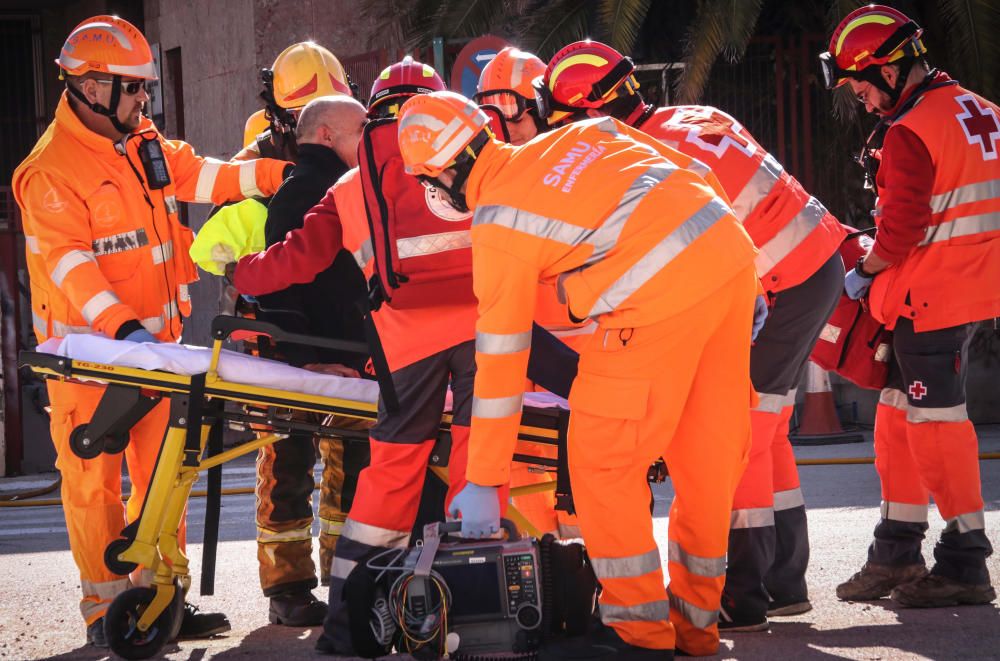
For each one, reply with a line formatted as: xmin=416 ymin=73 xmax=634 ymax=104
xmin=518 ymin=0 xmax=593 ymax=60
xmin=933 ymin=0 xmax=1000 ymax=99
xmin=597 ymin=0 xmax=653 ymax=54
xmin=431 ymin=0 xmax=516 ymax=40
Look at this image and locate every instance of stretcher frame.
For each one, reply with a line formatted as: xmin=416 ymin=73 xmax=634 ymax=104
xmin=19 ymin=314 xmax=569 ymax=654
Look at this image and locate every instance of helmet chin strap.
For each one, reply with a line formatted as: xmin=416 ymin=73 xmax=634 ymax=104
xmin=66 ymin=74 xmax=131 ymax=135
xmin=860 ymin=57 xmax=918 ymax=110
xmin=419 ymin=129 xmax=492 ymax=214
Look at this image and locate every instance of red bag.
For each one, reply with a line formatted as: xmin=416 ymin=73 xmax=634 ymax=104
xmin=810 ymin=226 xmax=892 ymax=390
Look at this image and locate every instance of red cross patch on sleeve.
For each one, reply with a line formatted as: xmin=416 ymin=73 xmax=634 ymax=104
xmin=955 ymin=94 xmax=1000 ymax=161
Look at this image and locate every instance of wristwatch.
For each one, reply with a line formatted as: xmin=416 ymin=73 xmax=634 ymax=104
xmin=854 ymin=256 xmax=876 ymax=278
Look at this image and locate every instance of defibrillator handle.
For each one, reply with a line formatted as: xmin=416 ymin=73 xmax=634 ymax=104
xmin=436 ymin=518 xmax=522 ymax=542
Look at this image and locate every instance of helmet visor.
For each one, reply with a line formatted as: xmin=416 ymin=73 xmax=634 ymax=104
xmin=818 ymin=51 xmax=852 ymax=90
xmin=474 ymin=90 xmax=530 ymax=121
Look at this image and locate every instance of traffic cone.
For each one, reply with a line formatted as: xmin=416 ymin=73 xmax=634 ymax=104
xmin=791 ymin=361 xmax=864 ymax=445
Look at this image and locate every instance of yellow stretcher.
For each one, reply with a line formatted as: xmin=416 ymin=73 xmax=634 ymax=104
xmin=20 ymin=315 xmax=569 ymax=660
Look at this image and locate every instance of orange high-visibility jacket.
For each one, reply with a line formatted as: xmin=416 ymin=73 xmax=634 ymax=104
xmin=464 ymin=117 xmax=758 ymax=486
xmin=868 ymin=83 xmax=1000 ymax=331
xmin=13 ymin=93 xmax=289 ymax=343
xmin=638 ymin=106 xmax=846 ymax=293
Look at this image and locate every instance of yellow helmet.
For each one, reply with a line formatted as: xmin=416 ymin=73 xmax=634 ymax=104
xmin=243 ymin=109 xmax=270 ymax=149
xmin=270 ymin=42 xmax=351 ymax=109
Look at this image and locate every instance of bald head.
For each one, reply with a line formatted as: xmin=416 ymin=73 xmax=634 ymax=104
xmin=295 ymin=95 xmax=368 ymax=167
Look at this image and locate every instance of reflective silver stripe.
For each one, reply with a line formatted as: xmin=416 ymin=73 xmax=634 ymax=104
xmin=591 ymin=548 xmax=661 ymax=579
xmin=52 ymin=321 xmax=91 ymax=336
xmin=601 ymin=599 xmax=671 ymax=624
xmin=141 ymin=316 xmax=165 ymax=334
xmin=239 ymin=160 xmax=262 ymax=198
xmin=730 ymin=507 xmax=775 ymax=529
xmin=773 ymin=487 xmax=805 ymax=511
xmin=587 ymin=163 xmax=678 ymax=263
xmin=688 ymin=157 xmax=711 ymax=179
xmin=341 ymin=518 xmax=409 ymax=548
xmin=668 ymin=589 xmax=718 ymax=628
xmin=907 ymin=403 xmax=969 ymax=423
xmin=151 ymin=240 xmax=174 ymax=265
xmin=352 ymin=238 xmax=373 ymax=269
xmin=81 ymin=290 xmax=121 ymax=324
xmin=731 ymin=152 xmax=783 ymax=221
xmin=257 ymin=525 xmax=312 ymax=544
xmin=428 ymin=124 xmax=476 ymax=169
xmin=557 ymin=522 xmax=582 ymax=539
xmin=193 ymin=158 xmax=224 ymax=203
xmin=476 ymin=329 xmax=531 ymax=355
xmin=25 ymin=235 xmax=40 ymax=254
xmin=819 ymin=322 xmax=842 ymax=344
xmin=320 ymin=517 xmax=345 ymax=536
xmin=944 ymin=510 xmax=986 ymax=534
xmin=930 ymin=178 xmax=1000 ymax=214
xmin=51 ymin=249 xmax=96 ymax=286
xmin=589 ymin=196 xmax=730 ymax=317
xmin=396 ymin=229 xmax=471 ymax=258
xmin=474 ymin=205 xmax=592 ymax=247
xmin=164 ymin=300 xmax=179 ymax=320
xmin=550 ymin=320 xmax=598 ymax=338
xmin=920 ymin=211 xmax=1000 ymax=245
xmin=32 ymin=310 xmax=47 ymax=337
xmin=81 ymin=577 xmax=130 ymax=600
xmin=880 ymin=500 xmax=928 ymax=523
xmin=178 ymin=284 xmax=190 ymax=302
xmin=668 ymin=540 xmax=725 ymax=578
xmin=755 ymin=197 xmax=828 ymax=275
xmin=879 ymin=388 xmax=908 ymax=411
xmin=330 ymin=557 xmax=357 ymax=580
xmin=472 ymin=393 xmax=524 ymax=419
xmin=754 ymin=392 xmax=786 ymax=414
xmin=596 ymin=117 xmax=620 ymax=135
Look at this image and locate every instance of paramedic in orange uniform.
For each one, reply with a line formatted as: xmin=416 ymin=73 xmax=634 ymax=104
xmin=398 ymin=90 xmax=763 ymax=658
xmin=12 ymin=15 xmax=289 ymax=647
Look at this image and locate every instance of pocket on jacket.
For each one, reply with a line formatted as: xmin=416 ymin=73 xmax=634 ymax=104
xmin=568 ymin=372 xmax=650 ymax=469
xmin=87 ymin=183 xmax=145 ymax=282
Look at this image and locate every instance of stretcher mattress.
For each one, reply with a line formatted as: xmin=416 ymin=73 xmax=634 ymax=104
xmin=37 ymin=335 xmax=569 ymax=410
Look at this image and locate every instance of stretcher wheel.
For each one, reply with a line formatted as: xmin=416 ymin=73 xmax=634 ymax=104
xmin=69 ymin=425 xmax=104 ymax=459
xmin=167 ymin=578 xmax=186 ymax=642
xmin=104 ymin=587 xmax=175 ymax=660
xmin=105 ymin=537 xmax=139 ymax=575
xmin=103 ymin=431 xmax=130 ymax=455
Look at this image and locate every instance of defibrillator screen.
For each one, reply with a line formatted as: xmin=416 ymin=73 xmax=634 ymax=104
xmin=436 ymin=560 xmax=503 ymax=619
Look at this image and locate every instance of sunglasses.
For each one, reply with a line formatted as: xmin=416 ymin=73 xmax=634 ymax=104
xmin=473 ymin=90 xmax=532 ymax=121
xmin=95 ymin=79 xmax=148 ymax=96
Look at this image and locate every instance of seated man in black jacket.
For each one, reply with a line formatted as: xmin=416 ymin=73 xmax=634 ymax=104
xmin=253 ymin=95 xmax=371 ymax=626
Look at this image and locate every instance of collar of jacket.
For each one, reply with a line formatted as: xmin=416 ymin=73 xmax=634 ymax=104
xmin=881 ymin=70 xmax=952 ymax=118
xmin=293 ymin=142 xmax=348 ymax=174
xmin=463 ymin=138 xmax=508 ymax=211
xmin=55 ymin=90 xmax=157 ymax=158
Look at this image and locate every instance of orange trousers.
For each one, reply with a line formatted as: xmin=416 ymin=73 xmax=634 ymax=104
xmin=568 ymin=266 xmax=756 ymax=655
xmin=47 ymin=379 xmax=174 ymax=625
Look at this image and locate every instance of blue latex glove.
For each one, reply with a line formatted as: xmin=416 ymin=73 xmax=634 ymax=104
xmin=844 ymin=269 xmax=874 ymax=300
xmin=125 ymin=328 xmax=158 ymax=344
xmin=751 ymin=294 xmax=768 ymax=342
xmin=447 ymin=482 xmax=501 ymax=539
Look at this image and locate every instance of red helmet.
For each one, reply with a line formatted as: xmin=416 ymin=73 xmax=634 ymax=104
xmin=368 ymin=56 xmax=445 ymax=118
xmin=533 ymin=40 xmax=639 ymax=125
xmin=820 ymin=4 xmax=926 ymax=90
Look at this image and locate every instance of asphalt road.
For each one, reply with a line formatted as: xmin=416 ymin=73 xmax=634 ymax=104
xmin=1 ymin=428 xmax=998 ymax=660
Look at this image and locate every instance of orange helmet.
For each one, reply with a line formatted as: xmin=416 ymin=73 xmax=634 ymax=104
xmin=56 ymin=15 xmax=157 ymax=79
xmin=243 ymin=109 xmax=270 ymax=149
xmin=474 ymin=47 xmax=546 ymax=121
xmin=269 ymin=42 xmax=351 ymax=109
xmin=534 ymin=40 xmax=639 ymax=125
xmin=398 ymin=91 xmax=490 ymax=177
xmin=368 ymin=56 xmax=445 ymax=119
xmin=820 ymin=4 xmax=926 ymax=91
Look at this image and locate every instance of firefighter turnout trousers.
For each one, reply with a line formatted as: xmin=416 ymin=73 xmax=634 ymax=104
xmin=723 ymin=251 xmax=844 ymax=624
xmin=318 ymin=341 xmax=509 ymax=654
xmin=47 ymin=379 xmax=173 ymax=625
xmin=869 ymin=318 xmax=992 ymax=584
xmin=569 ymin=266 xmax=757 ymax=656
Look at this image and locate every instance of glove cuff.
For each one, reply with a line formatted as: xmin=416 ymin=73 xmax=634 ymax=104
xmin=115 ymin=319 xmax=145 ymax=340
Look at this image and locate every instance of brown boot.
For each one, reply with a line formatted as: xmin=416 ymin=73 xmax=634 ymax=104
xmin=891 ymin=574 xmax=997 ymax=608
xmin=836 ymin=562 xmax=929 ymax=601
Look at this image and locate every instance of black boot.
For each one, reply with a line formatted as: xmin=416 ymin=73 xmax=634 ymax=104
xmin=269 ymin=589 xmax=328 ymax=626
xmin=539 ymin=623 xmax=674 ymax=660
xmin=176 ymin=602 xmax=231 ymax=639
xmin=86 ymin=618 xmax=107 ymax=648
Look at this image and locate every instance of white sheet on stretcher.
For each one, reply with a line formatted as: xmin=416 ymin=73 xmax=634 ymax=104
xmin=37 ymin=335 xmax=569 ymax=411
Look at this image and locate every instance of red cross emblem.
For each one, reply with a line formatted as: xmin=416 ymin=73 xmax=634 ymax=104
xmin=908 ymin=381 xmax=928 ymax=400
xmin=669 ymin=108 xmax=757 ymax=159
xmin=955 ymin=94 xmax=1000 ymax=161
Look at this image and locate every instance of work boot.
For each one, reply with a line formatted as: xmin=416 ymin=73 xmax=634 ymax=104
xmin=718 ymin=612 xmax=770 ymax=633
xmin=890 ymin=574 xmax=997 ymax=608
xmin=268 ymin=589 xmax=328 ymax=626
xmin=86 ymin=618 xmax=107 ymax=648
xmin=176 ymin=602 xmax=231 ymax=639
xmin=836 ymin=562 xmax=928 ymax=601
xmin=767 ymin=598 xmax=813 ymax=617
xmin=538 ymin=622 xmax=673 ymax=660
